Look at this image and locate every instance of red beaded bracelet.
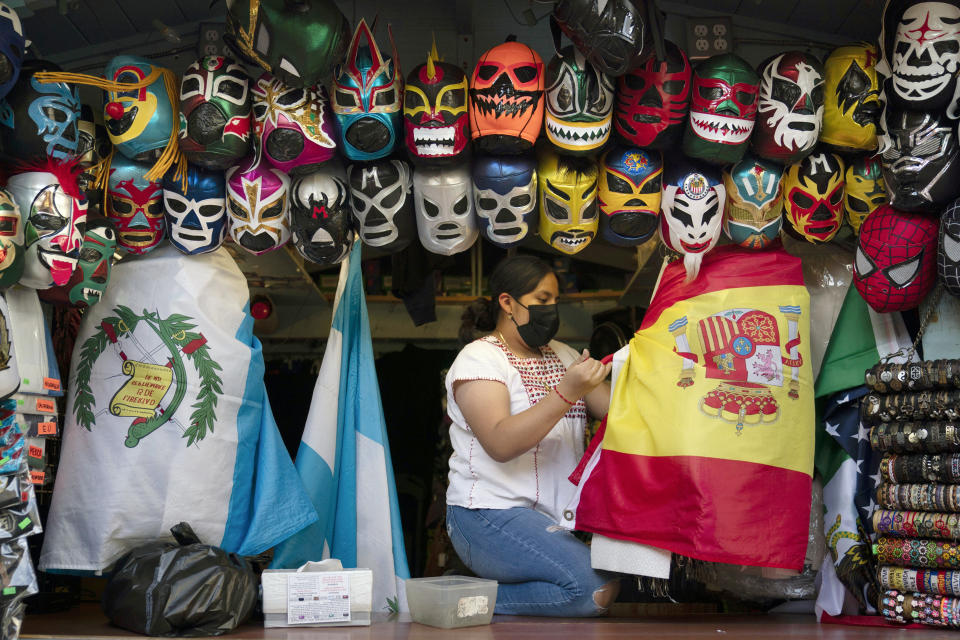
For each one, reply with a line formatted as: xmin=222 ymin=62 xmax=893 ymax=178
xmin=553 ymin=386 xmax=576 ymax=406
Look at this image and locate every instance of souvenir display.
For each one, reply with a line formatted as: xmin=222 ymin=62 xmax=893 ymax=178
xmin=537 ymin=151 xmax=598 ymax=255
xmin=332 ymin=19 xmax=402 ymax=162
xmin=226 ymin=156 xmax=290 ymax=255
xmin=107 ymin=155 xmax=165 ymax=255
xmin=871 ymin=421 xmax=960 ymax=453
xmin=880 ymin=568 xmax=960 ymax=597
xmin=403 ymin=42 xmax=469 ymax=165
xmin=102 ymin=55 xmax=176 ymax=162
xmin=682 ymin=53 xmax=759 ymax=166
xmin=881 ymin=0 xmax=960 ymax=110
xmin=224 ymin=0 xmax=349 ymax=89
xmin=252 ymin=73 xmax=336 ymax=174
xmin=722 ymin=151 xmax=784 ymax=251
xmin=551 ymin=0 xmax=652 ymax=77
xmin=939 ymin=197 xmax=960 ymax=297
xmin=0 ymin=3 xmax=25 ymax=102
xmin=162 ymin=165 xmax=226 ymax=255
xmin=346 ymin=159 xmax=414 ymax=253
xmin=854 ymin=204 xmax=938 ymax=312
xmin=881 ymin=107 xmax=960 ymax=214
xmin=844 ymin=155 xmax=887 ymax=234
xmin=472 ymin=154 xmax=537 ymax=248
xmin=0 ymin=60 xmax=79 ymax=163
xmin=598 ymin=144 xmax=661 ymax=246
xmin=613 ymin=40 xmax=690 ymax=150
xmin=7 ymin=163 xmax=86 ymax=290
xmin=659 ymin=158 xmax=725 ymax=281
xmin=881 ymin=589 xmax=960 ymax=628
xmin=289 ymin=163 xmax=353 ymax=265
xmin=544 ymin=46 xmax=614 ymax=156
xmin=0 ymin=188 xmax=22 ymax=289
xmin=752 ymin=52 xmax=825 ymax=165
xmin=413 ymin=163 xmax=478 ymax=256
xmin=178 ymin=56 xmax=252 ymax=171
xmin=821 ymin=43 xmax=882 ymax=152
xmin=781 ymin=151 xmax=845 ymax=244
xmin=469 ymin=41 xmax=544 ymax=154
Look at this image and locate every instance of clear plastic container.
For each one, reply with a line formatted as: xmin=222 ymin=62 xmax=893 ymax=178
xmin=406 ymin=576 xmax=498 ymax=628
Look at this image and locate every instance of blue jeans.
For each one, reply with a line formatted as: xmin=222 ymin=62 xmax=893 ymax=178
xmin=446 ymin=505 xmax=616 ymax=617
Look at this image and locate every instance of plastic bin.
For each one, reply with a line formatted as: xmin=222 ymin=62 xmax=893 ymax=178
xmin=406 ymin=576 xmax=498 ymax=628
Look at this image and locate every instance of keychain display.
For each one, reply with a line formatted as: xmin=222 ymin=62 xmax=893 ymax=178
xmin=844 ymin=155 xmax=887 ymax=234
xmin=781 ymin=151 xmax=845 ymax=244
xmin=872 ymin=422 xmax=960 ymax=454
xmin=721 ymin=151 xmax=784 ymax=251
xmin=289 ymin=162 xmax=353 ymax=265
xmin=537 ymin=151 xmax=598 ymax=255
xmin=0 ymin=60 xmax=79 ymax=163
xmin=550 ymin=0 xmax=652 ymax=77
xmin=867 ymin=360 xmax=960 ymax=394
xmin=346 ymin=158 xmax=414 ymax=253
xmin=821 ymin=43 xmax=881 ymax=152
xmin=597 ymin=144 xmax=661 ymax=247
xmin=472 ymin=154 xmax=537 ymax=248
xmin=751 ymin=51 xmax=825 ymax=165
xmin=225 ymin=156 xmax=290 ymax=255
xmin=544 ymin=46 xmax=613 ymax=156
xmin=403 ymin=42 xmax=470 ymax=165
xmin=413 ymin=164 xmax=478 ymax=256
xmin=613 ymin=39 xmax=690 ymax=149
xmin=862 ymin=390 xmax=960 ymax=424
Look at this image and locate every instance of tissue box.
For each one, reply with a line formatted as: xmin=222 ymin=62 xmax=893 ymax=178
xmin=261 ymin=560 xmax=373 ymax=628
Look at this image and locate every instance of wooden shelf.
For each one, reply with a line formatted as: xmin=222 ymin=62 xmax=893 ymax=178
xmin=337 ymin=291 xmax=625 ymax=304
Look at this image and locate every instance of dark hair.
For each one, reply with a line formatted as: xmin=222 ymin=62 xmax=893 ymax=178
xmin=458 ymin=254 xmax=554 ymax=344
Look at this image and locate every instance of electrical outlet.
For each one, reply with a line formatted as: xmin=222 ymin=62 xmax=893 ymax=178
xmin=685 ymin=17 xmax=733 ymax=59
xmin=197 ymin=22 xmax=231 ymax=59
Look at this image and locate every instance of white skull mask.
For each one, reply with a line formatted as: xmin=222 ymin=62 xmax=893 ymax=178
xmin=413 ymin=164 xmax=478 ymax=256
xmin=473 ymin=176 xmax=537 ymax=246
xmin=659 ymin=169 xmax=725 ymax=282
xmin=347 ymin=159 xmax=414 ymax=252
xmin=893 ymin=2 xmax=960 ymax=105
xmin=756 ymin=53 xmax=824 ymax=158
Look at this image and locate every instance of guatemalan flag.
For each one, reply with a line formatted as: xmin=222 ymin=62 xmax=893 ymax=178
xmin=272 ymin=240 xmax=410 ymax=611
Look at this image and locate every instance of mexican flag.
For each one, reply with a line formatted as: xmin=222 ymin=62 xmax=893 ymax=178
xmin=814 ymin=286 xmax=912 ymax=619
xmin=573 ymin=244 xmax=814 ymax=570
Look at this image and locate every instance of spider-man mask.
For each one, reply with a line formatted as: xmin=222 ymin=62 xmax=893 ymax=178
xmin=614 ymin=40 xmax=690 ymax=150
xmin=107 ymin=155 xmax=165 ymax=255
xmin=682 ymin=53 xmax=759 ymax=166
xmin=881 ymin=106 xmax=960 ymax=214
xmin=782 ymin=151 xmax=845 ymax=243
xmin=598 ymin=145 xmax=661 ymax=246
xmin=854 ymin=204 xmax=938 ymax=312
xmin=939 ymin=197 xmax=960 ymax=297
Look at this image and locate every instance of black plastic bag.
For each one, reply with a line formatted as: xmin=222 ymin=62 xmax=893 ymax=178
xmin=102 ymin=523 xmax=257 ymax=637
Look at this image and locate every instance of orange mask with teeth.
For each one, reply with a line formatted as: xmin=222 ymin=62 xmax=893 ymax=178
xmin=469 ymin=41 xmax=544 ymax=154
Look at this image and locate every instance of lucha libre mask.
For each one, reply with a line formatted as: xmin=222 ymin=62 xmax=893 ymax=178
xmin=179 ymin=56 xmax=253 ymax=171
xmin=614 ymin=40 xmax=690 ymax=150
xmin=332 ymin=19 xmax=402 ymax=162
xmin=0 ymin=61 xmax=80 ymax=163
xmin=752 ymin=52 xmax=825 ymax=165
xmin=782 ymin=151 xmax=845 ymax=243
xmin=7 ymin=165 xmax=87 ymax=289
xmin=103 ymin=56 xmax=174 ymax=161
xmin=413 ymin=164 xmax=478 ymax=256
xmin=544 ymin=47 xmax=614 ymax=155
xmin=224 ymin=0 xmax=349 ymax=89
xmin=537 ymin=151 xmax=599 ymax=255
xmin=68 ymin=219 xmax=116 ymax=308
xmin=290 ymin=163 xmax=354 ymax=265
xmin=722 ymin=152 xmax=784 ymax=251
xmin=107 ymin=155 xmax=165 ymax=255
xmin=883 ymin=0 xmax=960 ymax=110
xmin=821 ymin=43 xmax=882 ymax=152
xmin=0 ymin=188 xmax=23 ymax=289
xmin=939 ymin=197 xmax=960 ymax=297
xmin=470 ymin=41 xmax=544 ymax=154
xmin=682 ymin=54 xmax=759 ymax=166
xmin=226 ymin=156 xmax=291 ymax=255
xmin=346 ymin=159 xmax=414 ymax=254
xmin=76 ymin=104 xmax=110 ymax=169
xmin=844 ymin=155 xmax=888 ymax=233
xmin=253 ymin=73 xmax=336 ymax=174
xmin=598 ymin=145 xmax=662 ymax=247
xmin=0 ymin=3 xmax=25 ymax=103
xmin=472 ymin=154 xmax=537 ymax=248
xmin=854 ymin=204 xmax=938 ymax=312
xmin=881 ymin=107 xmax=960 ymax=213
xmin=551 ymin=0 xmax=652 ymax=77
xmin=659 ymin=159 xmax=725 ymax=281
xmin=403 ymin=43 xmax=469 ymax=165
xmin=162 ymin=165 xmax=226 ymax=255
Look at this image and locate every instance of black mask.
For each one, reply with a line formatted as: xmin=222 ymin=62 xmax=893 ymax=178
xmin=512 ymin=301 xmax=560 ymax=348
xmin=940 ymin=198 xmax=960 ymax=298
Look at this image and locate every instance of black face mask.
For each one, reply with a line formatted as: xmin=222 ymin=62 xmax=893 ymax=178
xmin=512 ymin=300 xmax=560 ymax=348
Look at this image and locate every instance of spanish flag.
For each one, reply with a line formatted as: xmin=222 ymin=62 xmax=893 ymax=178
xmin=573 ymin=244 xmax=814 ymax=570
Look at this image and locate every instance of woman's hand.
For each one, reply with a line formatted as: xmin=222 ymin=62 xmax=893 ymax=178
xmin=556 ymin=349 xmax=611 ymax=402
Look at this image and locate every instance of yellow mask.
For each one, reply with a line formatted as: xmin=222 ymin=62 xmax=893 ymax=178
xmin=537 ymin=151 xmax=598 ymax=254
xmin=821 ymin=43 xmax=881 ymax=152
xmin=844 ymin=155 xmax=887 ymax=234
xmin=598 ymin=146 xmax=661 ymax=246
